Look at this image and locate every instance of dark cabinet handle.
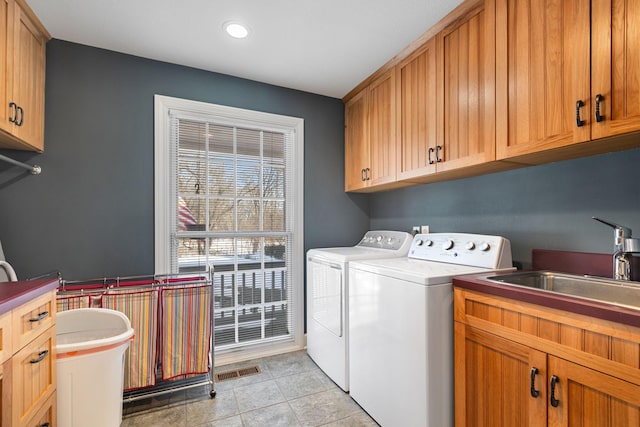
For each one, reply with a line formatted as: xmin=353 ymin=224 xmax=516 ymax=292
xmin=595 ymin=94 xmax=605 ymax=122
xmin=550 ymin=375 xmax=560 ymax=407
xmin=428 ymin=147 xmax=435 ymax=165
xmin=530 ymin=367 xmax=540 ymax=398
xmin=29 ymin=311 xmax=49 ymax=322
xmin=361 ymin=168 xmax=365 ymax=181
xmin=8 ymin=102 xmax=17 ymax=124
xmin=365 ymin=168 xmax=370 ymax=181
xmin=16 ymin=106 xmax=24 ymax=126
xmin=435 ymin=145 xmax=443 ymax=163
xmin=575 ymin=100 xmax=585 ymax=127
xmin=30 ymin=349 xmax=49 ymax=364
xmin=40 ymin=423 xmax=50 ymax=427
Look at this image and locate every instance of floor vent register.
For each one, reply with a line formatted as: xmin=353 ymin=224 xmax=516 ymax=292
xmin=215 ymin=366 xmax=262 ymax=382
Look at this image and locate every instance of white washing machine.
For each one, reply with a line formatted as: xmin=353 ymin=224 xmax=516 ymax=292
xmin=306 ymin=230 xmax=412 ymax=391
xmin=348 ymin=233 xmax=514 ymax=427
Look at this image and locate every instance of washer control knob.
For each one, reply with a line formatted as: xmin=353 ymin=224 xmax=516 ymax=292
xmin=442 ymin=240 xmax=454 ymax=250
xmin=416 ymin=239 xmax=424 ymax=246
xmin=376 ymin=235 xmax=382 ymax=242
xmin=466 ymin=241 xmax=476 ymax=250
xmin=480 ymin=242 xmax=491 ymax=251
xmin=387 ymin=237 xmax=393 ymax=244
xmin=425 ymin=239 xmax=434 ymax=247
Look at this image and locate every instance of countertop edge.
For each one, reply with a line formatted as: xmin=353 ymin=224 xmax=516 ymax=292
xmin=0 ymin=278 xmax=59 ymax=316
xmin=453 ymin=271 xmax=640 ymax=329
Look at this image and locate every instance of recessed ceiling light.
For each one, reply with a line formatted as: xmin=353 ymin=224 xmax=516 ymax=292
xmin=224 ymin=21 xmax=249 ymax=39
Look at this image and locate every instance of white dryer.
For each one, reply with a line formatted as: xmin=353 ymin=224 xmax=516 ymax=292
xmin=306 ymin=230 xmax=412 ymax=391
xmin=348 ymin=233 xmax=514 ymax=427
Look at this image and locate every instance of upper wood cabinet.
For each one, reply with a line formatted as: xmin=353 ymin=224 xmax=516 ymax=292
xmin=396 ymin=38 xmax=437 ymax=180
xmin=368 ymin=70 xmax=397 ymax=187
xmin=495 ymin=0 xmax=590 ymax=159
xmin=344 ymin=89 xmax=369 ymax=191
xmin=344 ymin=69 xmax=398 ymax=192
xmin=590 ymin=0 xmax=640 ymax=140
xmin=344 ymin=0 xmax=640 ymax=192
xmin=436 ymin=0 xmax=496 ymax=173
xmin=0 ymin=0 xmax=11 ymax=137
xmin=496 ymin=0 xmax=640 ymax=160
xmin=0 ymin=0 xmax=49 ymax=152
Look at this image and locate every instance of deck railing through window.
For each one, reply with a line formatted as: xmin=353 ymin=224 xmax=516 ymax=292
xmin=213 ymin=262 xmax=289 ymax=349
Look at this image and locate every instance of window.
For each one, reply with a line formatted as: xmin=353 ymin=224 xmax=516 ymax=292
xmin=154 ymin=95 xmax=304 ymax=358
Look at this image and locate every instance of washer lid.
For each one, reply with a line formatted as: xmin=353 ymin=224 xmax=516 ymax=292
xmin=307 ymin=246 xmax=405 ymax=263
xmin=349 ymin=257 xmax=504 ymax=285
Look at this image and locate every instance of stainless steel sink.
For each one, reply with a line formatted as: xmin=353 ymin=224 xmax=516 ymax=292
xmin=485 ymin=271 xmax=640 ymax=309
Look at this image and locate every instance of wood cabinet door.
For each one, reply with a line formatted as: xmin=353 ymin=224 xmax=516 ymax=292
xmin=547 ymin=356 xmax=640 ymax=427
xmin=344 ymin=89 xmax=369 ymax=191
xmin=495 ymin=0 xmax=590 ymax=160
xmin=396 ymin=38 xmax=437 ymax=180
xmin=591 ymin=0 xmax=640 ymax=140
xmin=454 ymin=323 xmax=547 ymax=427
xmin=9 ymin=0 xmax=46 ymax=151
xmin=437 ymin=0 xmax=496 ymax=173
xmin=368 ymin=69 xmax=397 ymax=186
xmin=11 ymin=326 xmax=55 ymax=427
xmin=0 ymin=0 xmax=12 ymax=136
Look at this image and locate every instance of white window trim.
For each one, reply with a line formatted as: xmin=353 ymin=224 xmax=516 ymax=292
xmin=153 ymin=94 xmax=305 ymax=359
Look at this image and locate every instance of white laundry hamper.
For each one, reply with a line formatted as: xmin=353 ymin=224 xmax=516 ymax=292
xmin=56 ymin=308 xmax=134 ymax=427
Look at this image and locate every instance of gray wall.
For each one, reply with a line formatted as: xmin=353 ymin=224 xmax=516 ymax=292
xmin=370 ymin=147 xmax=640 ymax=268
xmin=3 ymin=39 xmax=639 ymax=280
xmin=0 ymin=39 xmax=368 ymax=280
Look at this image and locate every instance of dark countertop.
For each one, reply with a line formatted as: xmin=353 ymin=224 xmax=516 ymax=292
xmin=0 ymin=278 xmax=59 ymax=316
xmin=453 ymin=271 xmax=640 ymax=328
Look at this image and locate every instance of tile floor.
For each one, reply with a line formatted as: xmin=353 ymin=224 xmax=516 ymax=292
xmin=121 ymin=350 xmax=378 ymax=426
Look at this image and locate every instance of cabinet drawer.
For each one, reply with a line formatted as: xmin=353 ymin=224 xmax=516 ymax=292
xmin=24 ymin=391 xmax=56 ymax=427
xmin=12 ymin=291 xmax=55 ymax=351
xmin=0 ymin=311 xmax=11 ymax=363
xmin=11 ymin=326 xmax=55 ymax=427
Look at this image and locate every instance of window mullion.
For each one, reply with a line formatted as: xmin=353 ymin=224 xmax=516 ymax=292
xmin=205 ymin=122 xmax=210 ymax=269
xmin=232 ymin=127 xmax=240 ymax=345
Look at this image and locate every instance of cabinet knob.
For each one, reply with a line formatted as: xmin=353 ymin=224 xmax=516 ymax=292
xmin=29 ymin=311 xmax=49 ymax=323
xmin=530 ymin=367 xmax=540 ymax=398
xmin=595 ymin=94 xmax=605 ymax=123
xmin=8 ymin=102 xmax=18 ymax=124
xmin=30 ymin=349 xmax=49 ymax=364
xmin=550 ymin=375 xmax=560 ymax=407
xmin=575 ymin=100 xmax=585 ymax=127
xmin=16 ymin=105 xmax=24 ymax=126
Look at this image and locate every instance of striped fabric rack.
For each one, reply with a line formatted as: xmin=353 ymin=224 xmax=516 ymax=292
xmin=57 ymin=272 xmax=216 ymax=400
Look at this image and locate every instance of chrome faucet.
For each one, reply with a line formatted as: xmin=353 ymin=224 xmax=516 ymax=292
xmin=593 ymin=217 xmax=640 ymax=280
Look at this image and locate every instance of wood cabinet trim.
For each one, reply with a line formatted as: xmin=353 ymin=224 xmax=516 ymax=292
xmin=455 ymin=287 xmax=640 ymax=387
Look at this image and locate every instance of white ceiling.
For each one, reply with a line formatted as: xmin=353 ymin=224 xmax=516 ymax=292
xmin=28 ymin=0 xmax=463 ymax=99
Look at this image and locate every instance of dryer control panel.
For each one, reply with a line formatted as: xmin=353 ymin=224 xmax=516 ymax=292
xmin=409 ymin=233 xmax=513 ymax=269
xmin=358 ymin=230 xmax=413 ymax=251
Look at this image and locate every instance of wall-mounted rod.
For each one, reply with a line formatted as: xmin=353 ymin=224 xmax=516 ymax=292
xmin=0 ymin=153 xmax=41 ymax=175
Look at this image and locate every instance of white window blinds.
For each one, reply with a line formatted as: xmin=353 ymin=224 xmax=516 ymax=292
xmin=155 ymin=95 xmax=304 ymax=354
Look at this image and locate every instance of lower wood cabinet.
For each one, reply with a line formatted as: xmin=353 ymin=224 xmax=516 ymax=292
xmin=1 ymin=290 xmax=56 ymax=427
xmin=24 ymin=392 xmax=56 ymax=427
xmin=454 ymin=287 xmax=640 ymax=427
